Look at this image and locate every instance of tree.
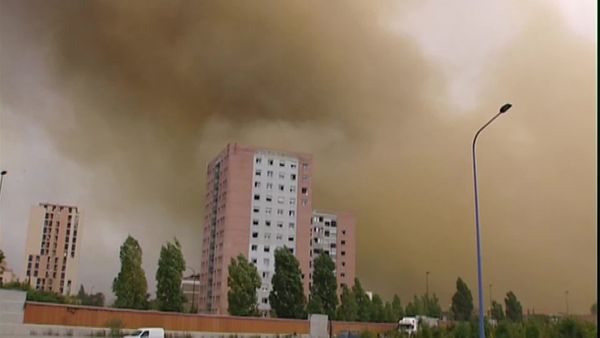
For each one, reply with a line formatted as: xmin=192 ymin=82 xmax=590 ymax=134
xmin=156 ymin=238 xmax=186 ymax=312
xmin=227 ymin=254 xmax=261 ymax=316
xmin=405 ymin=295 xmax=423 ymax=316
xmin=269 ymin=247 xmax=306 ymax=319
xmin=112 ymin=236 xmax=149 ymax=309
xmin=383 ymin=301 xmax=395 ymax=322
xmin=504 ymin=291 xmax=523 ymax=322
xmin=337 ymin=284 xmax=358 ymax=321
xmin=391 ymin=294 xmax=404 ymax=320
xmin=451 ymin=277 xmax=473 ymax=321
xmin=370 ymin=294 xmax=385 ymax=322
xmin=423 ymin=293 xmax=442 ymax=318
xmin=491 ymin=300 xmax=505 ymax=321
xmin=591 ymin=302 xmax=597 ymax=315
xmin=76 ymin=285 xmax=105 ymax=307
xmin=307 ymin=253 xmax=338 ymax=319
xmin=352 ymin=278 xmax=371 ymax=322
xmin=0 ymin=249 xmax=5 ymax=274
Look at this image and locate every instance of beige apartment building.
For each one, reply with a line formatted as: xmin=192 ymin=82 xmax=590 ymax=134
xmin=198 ymin=143 xmax=356 ymax=315
xmin=24 ymin=203 xmax=82 ymax=295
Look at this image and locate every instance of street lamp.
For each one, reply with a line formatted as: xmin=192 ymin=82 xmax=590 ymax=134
xmin=0 ymin=170 xmax=7 ymax=201
xmin=565 ymin=290 xmax=569 ymax=316
xmin=472 ymin=103 xmax=512 ymax=338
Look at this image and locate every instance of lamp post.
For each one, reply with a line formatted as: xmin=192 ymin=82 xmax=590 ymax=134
xmin=0 ymin=170 xmax=7 ymax=201
xmin=426 ymin=271 xmax=430 ymax=297
xmin=472 ymin=103 xmax=512 ymax=338
xmin=565 ymin=290 xmax=569 ymax=316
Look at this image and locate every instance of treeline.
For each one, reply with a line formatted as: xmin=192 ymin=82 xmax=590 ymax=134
xmin=1 ymin=281 xmax=104 ymax=306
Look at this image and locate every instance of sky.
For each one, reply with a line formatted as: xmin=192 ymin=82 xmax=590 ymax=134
xmin=0 ymin=0 xmax=596 ymax=315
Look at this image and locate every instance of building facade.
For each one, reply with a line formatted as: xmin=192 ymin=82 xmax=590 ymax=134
xmin=310 ymin=211 xmax=356 ymax=295
xmin=198 ymin=143 xmax=355 ymax=315
xmin=23 ymin=203 xmax=82 ymax=295
xmin=198 ymin=143 xmax=313 ymax=314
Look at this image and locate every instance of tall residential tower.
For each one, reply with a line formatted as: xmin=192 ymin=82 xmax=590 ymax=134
xmin=24 ymin=203 xmax=82 ymax=295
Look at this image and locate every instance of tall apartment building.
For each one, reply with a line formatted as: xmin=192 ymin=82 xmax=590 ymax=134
xmin=309 ymin=211 xmax=356 ymax=294
xmin=23 ymin=203 xmax=82 ymax=295
xmin=198 ymin=143 xmax=313 ymax=314
xmin=198 ymin=143 xmax=356 ymax=315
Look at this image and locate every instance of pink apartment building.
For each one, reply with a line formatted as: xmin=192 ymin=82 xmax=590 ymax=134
xmin=198 ymin=143 xmax=355 ymax=315
xmin=23 ymin=203 xmax=82 ymax=295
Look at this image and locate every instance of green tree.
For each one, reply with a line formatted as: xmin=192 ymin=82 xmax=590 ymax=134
xmin=227 ymin=254 xmax=261 ymax=316
xmin=76 ymin=285 xmax=105 ymax=307
xmin=269 ymin=247 xmax=306 ymax=319
xmin=391 ymin=294 xmax=404 ymax=320
xmin=591 ymin=302 xmax=597 ymax=315
xmin=337 ymin=284 xmax=358 ymax=321
xmin=112 ymin=235 xmax=149 ymax=309
xmin=491 ymin=300 xmax=505 ymax=321
xmin=504 ymin=291 xmax=523 ymax=322
xmin=0 ymin=249 xmax=5 ymax=274
xmin=156 ymin=238 xmax=186 ymax=312
xmin=383 ymin=301 xmax=395 ymax=322
xmin=423 ymin=293 xmax=442 ymax=318
xmin=307 ymin=253 xmax=338 ymax=319
xmin=451 ymin=278 xmax=473 ymax=321
xmin=370 ymin=294 xmax=385 ymax=322
xmin=405 ymin=295 xmax=424 ymax=316
xmin=352 ymin=278 xmax=371 ymax=322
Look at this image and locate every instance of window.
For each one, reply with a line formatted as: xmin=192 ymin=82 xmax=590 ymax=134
xmin=268 ymin=159 xmax=274 ymax=166
xmin=277 ymin=209 xmax=284 ymax=215
xmin=254 ymin=181 xmax=261 ymax=188
xmin=279 ymin=172 xmax=285 ymax=179
xmin=252 ymin=232 xmax=259 ymax=238
xmin=279 ymin=161 xmax=285 ymax=167
xmin=302 ymin=199 xmax=308 ymax=206
xmin=267 ymin=171 xmax=273 ymax=177
xmin=253 ymin=219 xmax=259 ymax=226
xmin=277 ymin=196 xmax=285 ymax=204
xmin=266 ymin=195 xmax=273 ymax=202
xmin=341 ymin=240 xmax=346 ymax=245
xmin=255 ymin=170 xmax=262 ymax=176
xmin=301 ymin=187 xmax=308 ymax=195
xmin=251 ymin=245 xmax=258 ymax=251
xmin=342 ymin=261 xmax=346 ymax=267
xmin=341 ymin=273 xmax=346 ymax=278
xmin=289 ymin=222 xmax=295 ymax=229
xmin=341 ymin=251 xmax=346 ymax=256
xmin=289 ymin=210 xmax=295 ymax=217
xmin=288 ymin=236 xmax=294 ymax=242
xmin=254 ymin=194 xmax=260 ymax=201
xmin=266 ymin=207 xmax=272 ymax=214
xmin=277 ymin=222 xmax=283 ymax=228
xmin=279 ymin=184 xmax=285 ymax=192
xmin=252 ymin=258 xmax=258 ymax=264
xmin=291 ymin=163 xmax=297 ymax=169
xmin=266 ymin=183 xmax=273 ymax=190
xmin=253 ymin=207 xmax=260 ymax=213
xmin=276 ymin=234 xmax=283 ymax=240
xmin=264 ymin=246 xmax=271 ymax=253
xmin=256 ymin=157 xmax=262 ymax=164
xmin=262 ymin=298 xmax=268 ymax=304
xmin=291 ymin=174 xmax=296 ymax=180
xmin=289 ymin=198 xmax=296 ymax=205
xmin=290 ymin=185 xmax=296 ymax=193
xmin=263 ymin=258 xmax=270 ymax=266
xmin=265 ymin=220 xmax=271 ymax=226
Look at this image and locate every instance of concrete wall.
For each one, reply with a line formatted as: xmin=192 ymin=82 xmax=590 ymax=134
xmin=22 ymin=302 xmax=396 ymax=335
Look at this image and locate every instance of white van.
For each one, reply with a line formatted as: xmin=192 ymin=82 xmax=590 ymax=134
xmin=398 ymin=317 xmax=418 ymax=336
xmin=123 ymin=328 xmax=165 ymax=338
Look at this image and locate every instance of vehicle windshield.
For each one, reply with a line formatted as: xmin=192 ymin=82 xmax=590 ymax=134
xmin=131 ymin=331 xmax=143 ymax=336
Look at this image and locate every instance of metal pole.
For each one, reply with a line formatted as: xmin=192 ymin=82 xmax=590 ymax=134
xmin=0 ymin=170 xmax=7 ymax=202
xmin=565 ymin=291 xmax=569 ymax=316
xmin=472 ymin=103 xmax=511 ymax=338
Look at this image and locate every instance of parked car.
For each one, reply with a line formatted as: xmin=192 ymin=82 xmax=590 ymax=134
xmin=123 ymin=328 xmax=164 ymax=338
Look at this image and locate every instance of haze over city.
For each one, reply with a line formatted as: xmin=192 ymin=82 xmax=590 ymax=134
xmin=0 ymin=0 xmax=596 ymax=316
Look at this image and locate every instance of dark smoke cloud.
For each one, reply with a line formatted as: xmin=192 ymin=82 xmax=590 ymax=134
xmin=0 ymin=0 xmax=595 ymax=313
